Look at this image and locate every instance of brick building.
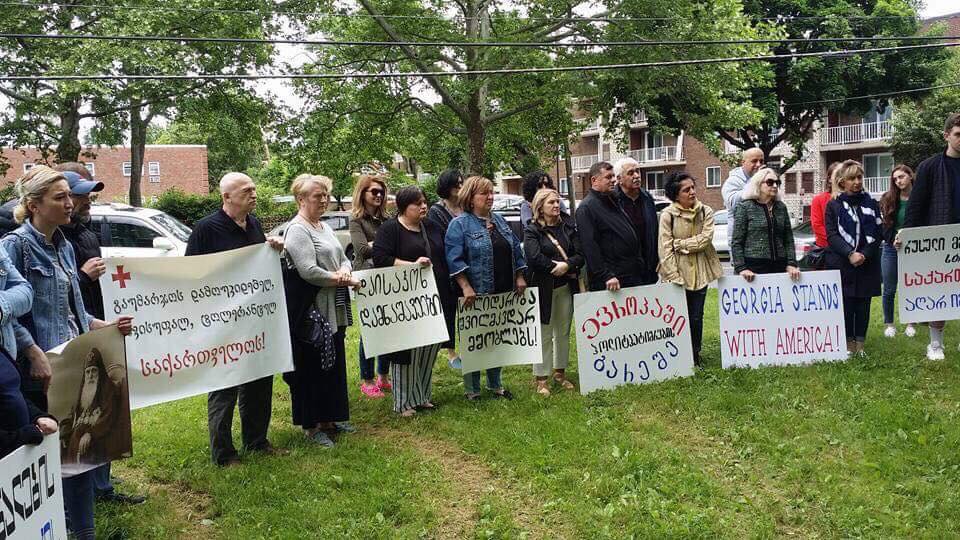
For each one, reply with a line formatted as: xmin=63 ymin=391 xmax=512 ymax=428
xmin=2 ymin=145 xmax=210 ymax=202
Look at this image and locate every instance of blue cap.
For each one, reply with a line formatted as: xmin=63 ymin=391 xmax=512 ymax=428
xmin=63 ymin=171 xmax=104 ymax=195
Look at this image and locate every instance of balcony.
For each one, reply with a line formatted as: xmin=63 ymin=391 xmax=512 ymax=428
xmin=864 ymin=176 xmax=887 ymax=194
xmin=571 ymin=154 xmax=600 ymax=172
xmin=820 ymin=121 xmax=893 ymax=146
xmin=575 ymin=117 xmax=602 ymax=134
xmin=625 ymin=146 xmax=681 ymax=164
xmin=630 ymin=111 xmax=648 ymax=126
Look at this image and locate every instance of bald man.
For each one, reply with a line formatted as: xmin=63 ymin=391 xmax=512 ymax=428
xmin=186 ymin=172 xmax=286 ymax=467
xmin=721 ymin=148 xmax=765 ymax=239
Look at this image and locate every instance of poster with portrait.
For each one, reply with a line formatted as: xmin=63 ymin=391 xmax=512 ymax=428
xmin=46 ymin=326 xmax=131 ymax=476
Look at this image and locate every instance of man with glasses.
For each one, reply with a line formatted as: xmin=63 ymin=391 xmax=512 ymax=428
xmin=722 ymin=147 xmax=766 ymax=239
xmin=55 ymin=162 xmax=148 ymax=505
xmin=613 ymin=157 xmax=659 ymax=285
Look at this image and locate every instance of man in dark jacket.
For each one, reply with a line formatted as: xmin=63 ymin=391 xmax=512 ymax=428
xmin=55 ymin=162 xmax=146 ymax=505
xmin=575 ymin=161 xmax=646 ymax=291
xmin=901 ymin=112 xmax=960 ymax=361
xmin=613 ymin=157 xmax=659 ymax=285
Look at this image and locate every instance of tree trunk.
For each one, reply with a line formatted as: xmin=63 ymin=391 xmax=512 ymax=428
xmin=56 ymin=96 xmax=83 ymax=163
xmin=128 ymin=104 xmax=147 ymax=207
xmin=563 ymin=142 xmax=576 ymax=211
xmin=466 ymin=120 xmax=486 ymax=176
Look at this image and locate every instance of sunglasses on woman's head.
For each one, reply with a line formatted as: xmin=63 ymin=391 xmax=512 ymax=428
xmin=764 ymin=179 xmax=781 ymax=187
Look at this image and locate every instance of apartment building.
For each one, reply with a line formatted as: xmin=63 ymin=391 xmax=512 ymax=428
xmin=2 ymin=145 xmax=210 ymax=202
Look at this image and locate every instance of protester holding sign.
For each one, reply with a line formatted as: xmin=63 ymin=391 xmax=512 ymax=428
xmin=428 ymin=169 xmax=464 ymax=370
xmin=878 ymin=165 xmax=916 ymax=339
xmin=730 ymin=167 xmax=800 ymax=282
xmin=657 ymin=172 xmax=723 ymax=367
xmin=349 ymin=175 xmax=392 ymax=399
xmin=523 ymin=189 xmax=582 ymax=395
xmin=284 ymin=174 xmax=359 ymax=446
xmin=372 ymin=186 xmax=450 ymax=415
xmin=901 ymin=113 xmax=960 ymax=361
xmin=824 ymin=160 xmax=883 ymax=357
xmin=445 ymin=175 xmax=527 ymax=400
xmin=2 ymin=165 xmax=133 ymax=540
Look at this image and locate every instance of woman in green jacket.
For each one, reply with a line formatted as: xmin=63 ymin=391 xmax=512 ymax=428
xmin=730 ymin=167 xmax=801 ymax=283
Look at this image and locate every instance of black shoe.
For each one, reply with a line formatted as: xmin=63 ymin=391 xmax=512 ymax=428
xmin=97 ymin=492 xmax=147 ymax=505
xmin=492 ymin=389 xmax=513 ymax=400
xmin=334 ymin=421 xmax=357 ymax=434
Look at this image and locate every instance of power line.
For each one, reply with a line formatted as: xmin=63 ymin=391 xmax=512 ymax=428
xmin=1 ymin=41 xmax=957 ymax=81
xmin=0 ymin=1 xmax=929 ymax=23
xmin=787 ymin=81 xmax=960 ymax=105
xmin=2 ymin=32 xmax=958 ymax=48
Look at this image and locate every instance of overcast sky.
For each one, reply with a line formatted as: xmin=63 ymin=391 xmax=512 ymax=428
xmin=922 ymin=0 xmax=956 ymax=18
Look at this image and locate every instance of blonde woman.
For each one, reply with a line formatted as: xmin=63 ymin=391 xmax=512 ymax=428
xmin=523 ymin=189 xmax=582 ymax=395
xmin=349 ymin=175 xmax=391 ymax=397
xmin=657 ymin=172 xmax=723 ymax=367
xmin=283 ymin=174 xmax=359 ymax=447
xmin=730 ymin=167 xmax=800 ymax=282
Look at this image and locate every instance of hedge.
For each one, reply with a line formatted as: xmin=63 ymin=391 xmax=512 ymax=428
xmin=149 ymin=187 xmax=297 ymax=230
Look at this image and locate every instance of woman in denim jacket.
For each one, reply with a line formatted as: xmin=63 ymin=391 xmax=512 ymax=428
xmin=1 ymin=166 xmax=132 ymax=540
xmin=445 ymin=176 xmax=527 ymax=400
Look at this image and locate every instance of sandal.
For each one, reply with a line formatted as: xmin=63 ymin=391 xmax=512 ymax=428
xmin=400 ymin=408 xmax=417 ymax=417
xmin=553 ymin=375 xmax=575 ymax=391
xmin=536 ymin=380 xmax=551 ymax=396
xmin=416 ymin=402 xmax=436 ymax=410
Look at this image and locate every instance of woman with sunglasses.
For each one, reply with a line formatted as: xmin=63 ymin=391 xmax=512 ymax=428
xmin=349 ymin=175 xmax=392 ymax=398
xmin=730 ymin=167 xmax=800 ymax=283
xmin=824 ymin=160 xmax=882 ymax=357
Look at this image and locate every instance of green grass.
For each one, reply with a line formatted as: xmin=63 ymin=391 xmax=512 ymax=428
xmin=98 ymin=290 xmax=960 ymax=539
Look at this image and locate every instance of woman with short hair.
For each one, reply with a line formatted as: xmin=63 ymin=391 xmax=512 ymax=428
xmin=349 ymin=175 xmax=391 ymax=398
xmin=445 ymin=176 xmax=527 ymax=400
xmin=730 ymin=167 xmax=800 ymax=282
xmin=283 ymin=174 xmax=358 ymax=447
xmin=427 ymin=169 xmax=463 ymax=369
xmin=372 ymin=186 xmax=452 ymax=415
xmin=657 ymin=172 xmax=723 ymax=367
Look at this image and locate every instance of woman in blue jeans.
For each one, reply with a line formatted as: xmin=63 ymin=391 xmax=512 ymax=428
xmin=878 ymin=165 xmax=916 ymax=339
xmin=2 ymin=166 xmax=133 ymax=540
xmin=445 ymin=176 xmax=527 ymax=400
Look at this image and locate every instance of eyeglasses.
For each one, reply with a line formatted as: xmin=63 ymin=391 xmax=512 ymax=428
xmin=763 ymin=179 xmax=782 ymax=187
xmin=368 ymin=188 xmax=384 ymax=197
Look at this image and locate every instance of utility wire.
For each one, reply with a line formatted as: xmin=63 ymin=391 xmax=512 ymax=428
xmin=0 ymin=1 xmax=930 ymax=23
xmin=1 ymin=41 xmax=957 ymax=81
xmin=2 ymin=32 xmax=958 ymax=48
xmin=787 ymin=81 xmax=960 ymax=105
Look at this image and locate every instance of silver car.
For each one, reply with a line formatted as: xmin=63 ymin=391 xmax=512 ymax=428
xmin=269 ymin=211 xmax=355 ymax=260
xmin=712 ymin=210 xmax=729 ymax=260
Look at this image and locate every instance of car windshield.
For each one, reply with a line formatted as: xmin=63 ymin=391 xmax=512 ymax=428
xmin=149 ymin=213 xmax=192 ymax=242
xmin=714 ymin=211 xmax=727 ymax=225
xmin=492 ymin=196 xmax=523 ymax=211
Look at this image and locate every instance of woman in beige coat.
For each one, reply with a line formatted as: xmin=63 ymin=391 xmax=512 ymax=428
xmin=658 ymin=171 xmax=723 ymax=367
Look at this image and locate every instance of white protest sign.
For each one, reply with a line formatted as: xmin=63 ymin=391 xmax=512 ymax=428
xmin=897 ymin=224 xmax=960 ymax=323
xmin=574 ymin=283 xmax=694 ymax=395
xmin=718 ymin=271 xmax=847 ymax=369
xmin=353 ymin=264 xmax=449 ymax=357
xmin=100 ymin=244 xmax=293 ymax=409
xmin=457 ymin=289 xmax=541 ymax=374
xmin=0 ymin=434 xmax=66 ymax=539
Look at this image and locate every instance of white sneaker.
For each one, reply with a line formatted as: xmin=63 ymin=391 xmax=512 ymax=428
xmin=904 ymin=325 xmax=917 ymax=338
xmin=884 ymin=326 xmax=896 ymax=338
xmin=927 ymin=342 xmax=945 ymax=361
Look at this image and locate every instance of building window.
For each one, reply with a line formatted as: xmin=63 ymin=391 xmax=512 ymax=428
xmin=863 ymin=153 xmax=894 ymax=180
xmin=784 ymin=172 xmax=797 ymax=194
xmin=148 ymin=161 xmax=160 ymax=176
xmin=645 ymin=131 xmax=663 ymax=149
xmin=148 ymin=175 xmax=161 ymax=184
xmin=84 ymin=163 xmax=95 ymax=177
xmin=706 ymin=166 xmax=721 ymax=188
xmin=22 ymin=163 xmax=35 ymax=173
xmin=646 ymin=170 xmax=664 ymax=191
xmin=559 ymin=177 xmax=569 ymax=196
xmin=801 ymin=172 xmax=814 ymax=194
xmin=122 ymin=162 xmax=132 ymax=177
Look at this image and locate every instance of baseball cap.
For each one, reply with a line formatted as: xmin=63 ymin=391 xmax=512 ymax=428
xmin=63 ymin=171 xmax=104 ymax=195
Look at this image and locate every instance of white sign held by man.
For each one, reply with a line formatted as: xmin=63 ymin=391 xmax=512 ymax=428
xmin=353 ymin=264 xmax=449 ymax=357
xmin=457 ymin=289 xmax=541 ymax=374
xmin=574 ymin=283 xmax=694 ymax=395
xmin=0 ymin=434 xmax=67 ymax=539
xmin=100 ymin=244 xmax=293 ymax=409
xmin=897 ymin=224 xmax=960 ymax=323
xmin=718 ymin=271 xmax=847 ymax=369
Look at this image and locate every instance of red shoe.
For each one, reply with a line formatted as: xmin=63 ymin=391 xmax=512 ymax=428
xmin=360 ymin=383 xmax=384 ymax=398
xmin=377 ymin=378 xmax=393 ymax=392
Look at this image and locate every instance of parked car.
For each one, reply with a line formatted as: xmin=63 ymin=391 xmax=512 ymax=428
xmin=88 ymin=203 xmax=190 ymax=258
xmin=792 ymin=219 xmax=818 ymax=269
xmin=492 ymin=194 xmax=524 ymax=214
xmin=712 ymin=209 xmax=729 ymax=260
xmin=269 ymin=211 xmax=354 ymax=260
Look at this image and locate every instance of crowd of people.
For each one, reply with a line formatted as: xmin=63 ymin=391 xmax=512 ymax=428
xmin=2 ymin=112 xmax=959 ymax=538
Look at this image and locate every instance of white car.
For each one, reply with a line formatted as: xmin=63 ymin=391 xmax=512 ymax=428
xmin=89 ymin=203 xmax=191 ymax=258
xmin=712 ymin=210 xmax=729 ymax=259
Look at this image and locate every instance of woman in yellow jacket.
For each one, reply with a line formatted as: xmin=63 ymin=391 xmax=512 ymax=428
xmin=658 ymin=171 xmax=723 ymax=367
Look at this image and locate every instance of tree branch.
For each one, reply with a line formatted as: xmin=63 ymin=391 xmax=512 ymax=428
xmin=483 ymin=98 xmax=545 ymax=125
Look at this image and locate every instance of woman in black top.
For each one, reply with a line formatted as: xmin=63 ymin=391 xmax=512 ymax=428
xmin=523 ymin=189 xmax=583 ymax=395
xmin=426 ymin=169 xmax=463 ymax=370
xmin=373 ymin=186 xmax=452 ymax=416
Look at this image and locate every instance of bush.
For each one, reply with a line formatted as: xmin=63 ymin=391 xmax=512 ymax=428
xmin=149 ymin=186 xmax=297 ymax=228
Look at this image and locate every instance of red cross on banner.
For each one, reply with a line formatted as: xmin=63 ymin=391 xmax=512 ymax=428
xmin=112 ymin=265 xmax=132 ymax=288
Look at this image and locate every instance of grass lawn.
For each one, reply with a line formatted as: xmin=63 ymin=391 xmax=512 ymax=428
xmin=98 ymin=290 xmax=960 ymax=539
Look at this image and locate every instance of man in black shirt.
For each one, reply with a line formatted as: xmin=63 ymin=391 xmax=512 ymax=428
xmin=56 ymin=162 xmax=147 ymax=504
xmin=902 ymin=113 xmax=960 ymax=361
xmin=575 ymin=161 xmax=646 ymax=291
xmin=613 ymin=157 xmax=659 ymax=285
xmin=186 ymin=172 xmax=286 ymax=467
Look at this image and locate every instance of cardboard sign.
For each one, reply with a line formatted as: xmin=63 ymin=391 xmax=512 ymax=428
xmin=457 ymin=289 xmax=541 ymax=374
xmin=718 ymin=271 xmax=847 ymax=368
xmin=0 ymin=434 xmax=66 ymax=539
xmin=897 ymin=224 xmax=960 ymax=323
xmin=574 ymin=284 xmax=694 ymax=394
xmin=353 ymin=264 xmax=449 ymax=357
xmin=100 ymin=244 xmax=293 ymax=409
